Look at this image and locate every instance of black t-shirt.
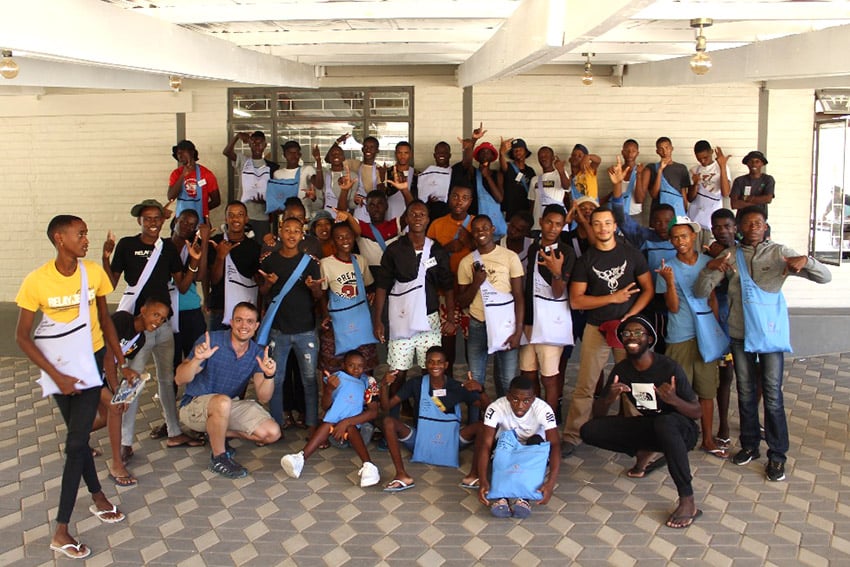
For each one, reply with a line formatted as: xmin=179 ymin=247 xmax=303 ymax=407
xmin=648 ymin=162 xmax=691 ymax=192
xmin=502 ymin=162 xmax=535 ymax=219
xmin=606 ymin=353 xmax=697 ymax=417
xmin=375 ymin=235 xmax=454 ymax=314
xmin=523 ymin=240 xmax=576 ymax=325
xmin=395 ymin=375 xmax=480 ymax=426
xmin=730 ymin=173 xmax=775 ymax=220
xmin=571 ymin=241 xmax=650 ymax=326
xmin=111 ymin=310 xmax=145 ymax=360
xmin=207 ymin=234 xmax=261 ymax=311
xmin=260 ymin=252 xmax=321 ymax=334
xmin=110 ymin=235 xmax=182 ymax=315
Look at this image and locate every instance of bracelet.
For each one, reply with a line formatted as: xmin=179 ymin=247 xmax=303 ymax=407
xmin=188 ymin=264 xmax=199 ymax=273
xmin=551 ymin=274 xmax=563 ymax=280
xmin=263 ymin=372 xmax=275 ymax=380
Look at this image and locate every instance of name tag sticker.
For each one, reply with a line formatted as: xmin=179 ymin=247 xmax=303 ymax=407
xmin=425 ymin=257 xmax=437 ymax=269
xmin=433 ymin=388 xmax=447 ymax=397
xmin=198 ymin=178 xmax=207 ymax=187
xmin=515 ymin=172 xmax=524 ymax=183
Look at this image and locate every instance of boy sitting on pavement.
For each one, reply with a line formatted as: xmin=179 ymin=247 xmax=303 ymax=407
xmin=476 ymin=376 xmax=560 ymax=518
xmin=280 ymin=351 xmax=382 ymax=487
xmin=379 ymin=346 xmax=488 ymax=492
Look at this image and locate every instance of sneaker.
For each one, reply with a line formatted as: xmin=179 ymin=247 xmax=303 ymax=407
xmin=732 ymin=448 xmax=760 ymax=466
xmin=280 ymin=452 xmax=305 ymax=479
xmin=766 ymin=460 xmax=786 ymax=482
xmin=224 ymin=440 xmax=236 ymax=458
xmin=358 ymin=461 xmax=380 ymax=487
xmin=209 ymin=453 xmax=248 ymax=479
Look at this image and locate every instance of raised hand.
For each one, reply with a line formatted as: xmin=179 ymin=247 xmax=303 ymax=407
xmin=211 ymin=238 xmax=240 ymax=260
xmin=193 ymin=332 xmax=219 ymax=361
xmin=554 ymin=155 xmax=566 ymax=172
xmin=258 ymin=269 xmax=279 ymax=286
xmin=463 ymin=371 xmax=482 ymax=392
xmin=715 ymin=147 xmax=730 ymax=168
xmin=338 ymin=165 xmax=355 ymax=192
xmin=187 ymin=232 xmax=204 ymax=261
xmin=654 ymin=258 xmax=674 ymax=284
xmin=103 ymin=230 xmax=116 ymax=259
xmin=499 ymin=136 xmax=513 ymax=155
xmin=537 ymin=247 xmax=564 ymax=276
xmin=377 ymin=163 xmax=388 ymax=183
xmin=471 ymin=122 xmax=487 ymax=141
xmin=312 ymin=144 xmax=322 ymax=163
xmin=607 ymin=155 xmax=625 ymax=185
xmin=304 ymin=275 xmax=325 ymax=291
xmin=256 ymin=345 xmax=276 ymax=375
xmin=386 ymin=166 xmax=408 ymax=191
xmin=655 ymin=376 xmax=678 ymax=404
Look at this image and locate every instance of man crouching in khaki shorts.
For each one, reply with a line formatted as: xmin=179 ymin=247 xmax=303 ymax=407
xmin=176 ymin=302 xmax=281 ymax=478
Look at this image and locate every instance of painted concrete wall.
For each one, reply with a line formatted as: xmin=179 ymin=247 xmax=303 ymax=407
xmin=0 ymin=71 xmax=846 ymax=306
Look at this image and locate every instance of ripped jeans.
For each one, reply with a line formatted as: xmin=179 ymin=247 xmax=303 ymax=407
xmin=269 ymin=329 xmax=318 ymax=428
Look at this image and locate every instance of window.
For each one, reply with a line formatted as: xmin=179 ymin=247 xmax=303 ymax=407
xmin=811 ymin=112 xmax=850 ymax=265
xmin=226 ymin=87 xmax=413 ymax=199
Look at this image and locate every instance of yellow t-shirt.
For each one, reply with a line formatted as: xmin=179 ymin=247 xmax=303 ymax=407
xmin=457 ymin=245 xmax=524 ymax=322
xmin=16 ymin=259 xmax=114 ymax=351
xmin=573 ymin=169 xmax=598 ymax=200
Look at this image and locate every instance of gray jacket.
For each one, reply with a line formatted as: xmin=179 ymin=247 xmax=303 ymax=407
xmin=694 ymin=241 xmax=832 ymax=340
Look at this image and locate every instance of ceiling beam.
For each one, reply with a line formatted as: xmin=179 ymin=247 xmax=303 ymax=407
xmin=0 ymin=57 xmax=171 ymax=90
xmin=623 ymin=24 xmax=850 ymax=87
xmin=132 ymin=1 xmax=520 ymax=24
xmin=633 ymin=1 xmax=850 ymax=21
xmin=1 ymin=0 xmax=318 ymax=88
xmin=457 ymin=0 xmax=654 ymax=87
xmin=225 ymin=29 xmax=497 ymax=46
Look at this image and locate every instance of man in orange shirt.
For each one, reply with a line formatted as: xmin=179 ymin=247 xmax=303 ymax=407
xmin=426 ymin=185 xmax=475 ymax=374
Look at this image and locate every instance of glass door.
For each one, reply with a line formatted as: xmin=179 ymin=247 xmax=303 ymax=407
xmin=811 ymin=118 xmax=850 ymax=265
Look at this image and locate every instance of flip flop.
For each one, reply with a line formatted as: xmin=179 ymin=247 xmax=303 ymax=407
xmin=383 ymin=479 xmax=416 ymax=493
xmin=701 ymin=446 xmax=730 ymax=460
xmin=89 ymin=504 xmax=126 ymax=524
xmin=50 ymin=541 xmax=91 ymax=559
xmin=626 ymin=457 xmax=667 ymax=478
xmin=91 ymin=447 xmax=103 ymax=458
xmin=166 ymin=435 xmax=206 ymax=448
xmin=459 ymin=478 xmax=480 ymax=489
xmin=666 ymin=508 xmax=703 ymax=529
xmin=490 ymin=498 xmax=512 ymax=518
xmin=150 ymin=424 xmax=168 ymax=439
xmin=109 ymin=473 xmax=138 ymax=487
xmin=715 ymin=437 xmax=731 ymax=447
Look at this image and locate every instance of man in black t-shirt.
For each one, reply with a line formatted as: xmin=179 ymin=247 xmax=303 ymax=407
xmin=561 ymin=207 xmax=653 ymax=457
xmin=499 ymin=138 xmax=535 ymax=220
xmin=581 ymin=317 xmax=702 ymax=529
xmin=103 ymin=199 xmax=203 ymax=454
xmin=259 ymin=216 xmax=324 ymax=431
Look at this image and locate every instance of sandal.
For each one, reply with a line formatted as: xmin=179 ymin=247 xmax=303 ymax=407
xmin=666 ymin=509 xmax=703 ymax=529
xmin=89 ymin=504 xmax=125 ymax=524
xmin=50 ymin=541 xmax=91 ymax=559
xmin=150 ymin=424 xmax=168 ymax=439
xmin=490 ymin=498 xmax=512 ymax=518
xmin=282 ymin=414 xmax=296 ymax=430
xmin=625 ymin=457 xmax=667 ymax=478
xmin=459 ymin=478 xmax=480 ymax=489
xmin=166 ymin=434 xmax=206 ymax=448
xmin=109 ymin=473 xmax=138 ymax=487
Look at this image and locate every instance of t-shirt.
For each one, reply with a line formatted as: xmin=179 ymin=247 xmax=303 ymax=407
xmin=206 ymin=234 xmax=261 ymax=312
xmin=181 ymin=330 xmax=262 ymax=406
xmin=110 ymin=236 xmax=183 ymax=315
xmin=417 ymin=165 xmax=452 ymax=203
xmin=386 ymin=166 xmax=417 ymax=220
xmin=273 ymin=164 xmax=318 ymax=218
xmin=655 ymin=254 xmax=710 ymax=344
xmin=357 ymin=217 xmax=403 ymax=268
xmin=528 ymin=171 xmax=567 ymax=229
xmin=375 ymin=235 xmax=453 ymax=314
xmin=606 ymin=354 xmax=697 ymax=418
xmin=523 ymin=241 xmax=576 ymax=325
xmin=111 ymin=310 xmax=145 ymax=359
xmin=234 ymin=154 xmax=279 ymax=221
xmin=688 ymin=160 xmax=731 ymax=229
xmin=260 ymin=252 xmax=321 ymax=334
xmin=502 ymin=162 xmax=535 ymax=219
xmin=483 ymin=397 xmax=556 ymax=443
xmin=394 ymin=375 xmax=480 ymax=426
xmin=572 ymin=169 xmax=598 ymax=200
xmin=426 ymin=214 xmax=475 ymax=274
xmin=172 ymin=241 xmax=202 ymax=312
xmin=320 ymin=254 xmax=374 ymax=298
xmin=16 ymin=259 xmax=113 ymax=351
xmin=648 ymin=162 xmax=691 ymax=195
xmin=457 ymin=245 xmax=524 ymax=322
xmin=730 ymin=173 xmax=775 ymax=221
xmin=571 ymin=242 xmax=650 ymax=326
xmin=316 ymin=169 xmax=359 ymax=214
xmin=168 ymin=164 xmax=219 ymax=218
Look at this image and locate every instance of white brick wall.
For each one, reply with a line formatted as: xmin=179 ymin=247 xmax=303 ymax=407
xmin=1 ymin=74 xmax=846 ymax=308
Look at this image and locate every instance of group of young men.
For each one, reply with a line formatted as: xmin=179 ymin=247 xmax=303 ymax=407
xmin=17 ymin=127 xmax=832 ymax=557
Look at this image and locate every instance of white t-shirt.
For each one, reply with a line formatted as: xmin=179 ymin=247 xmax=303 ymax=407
xmin=234 ymin=154 xmax=272 ymax=221
xmin=273 ymin=164 xmax=318 ymax=218
xmin=483 ymin=397 xmax=556 ymax=443
xmin=688 ymin=160 xmax=731 ymax=229
xmin=528 ymin=171 xmax=567 ymax=229
xmin=418 ymin=165 xmax=452 ymax=203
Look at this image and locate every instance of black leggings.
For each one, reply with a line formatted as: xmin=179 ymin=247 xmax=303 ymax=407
xmin=52 ymin=349 xmax=105 ymax=524
xmin=581 ymin=413 xmax=698 ymax=497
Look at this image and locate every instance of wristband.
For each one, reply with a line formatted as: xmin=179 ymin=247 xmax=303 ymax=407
xmin=263 ymin=372 xmax=275 ymax=380
xmin=188 ymin=264 xmax=199 ymax=273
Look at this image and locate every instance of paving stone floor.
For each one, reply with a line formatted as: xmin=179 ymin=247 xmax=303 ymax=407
xmin=1 ymin=352 xmax=849 ymax=566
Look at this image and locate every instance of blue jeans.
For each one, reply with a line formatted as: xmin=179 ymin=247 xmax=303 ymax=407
xmin=730 ymin=339 xmax=788 ymax=463
xmin=270 ymin=329 xmax=318 ymax=428
xmin=467 ymin=318 xmax=518 ymax=396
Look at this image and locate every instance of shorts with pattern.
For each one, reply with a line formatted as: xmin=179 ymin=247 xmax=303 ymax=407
xmin=387 ymin=311 xmax=442 ymax=371
xmin=179 ymin=395 xmax=271 ymax=436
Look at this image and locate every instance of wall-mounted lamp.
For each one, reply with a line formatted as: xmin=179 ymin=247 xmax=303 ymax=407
xmin=169 ymin=75 xmax=182 ymax=92
xmin=581 ymin=53 xmax=594 ymax=86
xmin=1 ymin=50 xmax=19 ymax=80
xmin=689 ymin=18 xmax=713 ymax=76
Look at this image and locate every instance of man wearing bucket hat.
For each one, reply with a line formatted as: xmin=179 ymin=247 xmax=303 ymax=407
xmin=498 ymin=137 xmax=535 ymax=221
xmin=168 ymin=140 xmax=221 ymax=224
xmin=581 ymin=316 xmax=703 ymax=529
xmin=730 ymin=150 xmax=774 ymax=223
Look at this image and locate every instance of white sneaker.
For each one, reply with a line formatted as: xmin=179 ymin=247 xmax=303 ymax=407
xmin=280 ymin=451 xmax=304 ymax=478
xmin=358 ymin=461 xmax=380 ymax=487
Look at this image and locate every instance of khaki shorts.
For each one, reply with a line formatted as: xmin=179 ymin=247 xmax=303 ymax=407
xmin=387 ymin=312 xmax=442 ymax=371
xmin=179 ymin=395 xmax=272 ymax=437
xmin=519 ymin=330 xmax=565 ymax=376
xmin=666 ymin=338 xmax=719 ymax=399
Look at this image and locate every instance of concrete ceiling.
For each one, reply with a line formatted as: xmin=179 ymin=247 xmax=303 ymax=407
xmin=1 ymin=0 xmax=850 ymax=89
